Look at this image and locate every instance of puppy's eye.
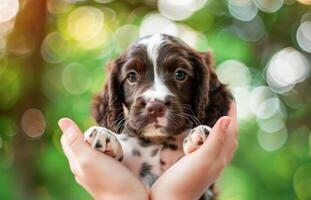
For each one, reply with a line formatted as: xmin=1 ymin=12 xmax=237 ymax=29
xmin=175 ymin=70 xmax=188 ymax=81
xmin=127 ymin=71 xmax=138 ymax=83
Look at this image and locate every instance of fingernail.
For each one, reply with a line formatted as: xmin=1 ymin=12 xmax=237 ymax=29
xmin=58 ymin=118 xmax=71 ymax=132
xmin=221 ymin=117 xmax=231 ymax=131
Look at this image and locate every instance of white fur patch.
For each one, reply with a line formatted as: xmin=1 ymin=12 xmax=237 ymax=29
xmin=139 ymin=34 xmax=173 ymax=102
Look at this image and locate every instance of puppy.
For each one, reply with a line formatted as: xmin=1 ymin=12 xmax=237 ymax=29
xmin=84 ymin=34 xmax=232 ymax=200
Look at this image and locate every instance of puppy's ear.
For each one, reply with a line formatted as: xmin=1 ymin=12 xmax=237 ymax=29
xmin=92 ymin=58 xmax=125 ymax=133
xmin=193 ymin=50 xmax=232 ymax=126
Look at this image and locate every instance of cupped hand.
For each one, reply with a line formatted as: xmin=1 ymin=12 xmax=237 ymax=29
xmin=150 ymin=102 xmax=239 ymax=200
xmin=59 ymin=118 xmax=148 ymax=200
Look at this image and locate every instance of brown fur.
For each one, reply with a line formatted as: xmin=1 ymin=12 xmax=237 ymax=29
xmin=92 ymin=58 xmax=126 ymax=133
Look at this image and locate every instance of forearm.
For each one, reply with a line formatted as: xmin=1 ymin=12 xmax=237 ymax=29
xmin=150 ymin=180 xmax=203 ymax=200
xmin=93 ymin=179 xmax=149 ymax=200
xmin=96 ymin=191 xmax=148 ymax=200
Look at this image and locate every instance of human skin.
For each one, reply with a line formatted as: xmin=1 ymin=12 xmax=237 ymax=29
xmin=59 ymin=102 xmax=238 ymax=200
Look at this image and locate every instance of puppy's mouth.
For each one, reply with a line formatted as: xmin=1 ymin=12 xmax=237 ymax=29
xmin=124 ymin=109 xmax=191 ymax=139
xmin=148 ymin=116 xmax=167 ymax=127
xmin=142 ymin=116 xmax=168 ymax=138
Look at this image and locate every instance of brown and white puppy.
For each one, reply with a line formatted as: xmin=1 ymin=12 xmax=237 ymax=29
xmin=84 ymin=34 xmax=232 ymax=200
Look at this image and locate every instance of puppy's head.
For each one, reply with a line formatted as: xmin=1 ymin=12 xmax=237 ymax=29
xmin=93 ymin=34 xmax=231 ymax=139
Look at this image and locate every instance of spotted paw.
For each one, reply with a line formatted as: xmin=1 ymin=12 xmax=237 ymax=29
xmin=84 ymin=126 xmax=123 ymax=160
xmin=183 ymin=125 xmax=211 ymax=154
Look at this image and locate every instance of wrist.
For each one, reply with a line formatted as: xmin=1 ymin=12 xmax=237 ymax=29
xmin=150 ymin=182 xmax=201 ymax=200
xmin=93 ymin=185 xmax=149 ymax=200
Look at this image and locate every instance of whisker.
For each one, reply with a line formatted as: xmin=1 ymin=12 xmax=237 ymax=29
xmin=116 ymin=117 xmax=126 ymax=132
xmin=172 ymin=111 xmax=200 ymax=127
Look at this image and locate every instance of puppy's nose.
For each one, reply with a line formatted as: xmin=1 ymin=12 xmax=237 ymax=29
xmin=146 ymin=101 xmax=166 ymax=117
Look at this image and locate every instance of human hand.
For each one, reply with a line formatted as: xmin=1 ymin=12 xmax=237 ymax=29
xmin=150 ymin=102 xmax=238 ymax=200
xmin=59 ymin=118 xmax=148 ymax=200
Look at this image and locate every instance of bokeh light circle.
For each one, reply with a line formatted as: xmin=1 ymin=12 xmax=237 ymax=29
xmin=62 ymin=63 xmax=91 ymax=95
xmin=115 ymin=24 xmax=139 ymax=54
xmin=282 ymin=91 xmax=304 ymax=109
xmin=158 ymin=0 xmax=208 ymax=21
xmin=258 ymin=98 xmax=280 ymax=119
xmin=254 ymin=0 xmax=284 ymax=13
xmin=67 ymin=6 xmax=104 ymax=41
xmin=0 ymin=20 xmax=15 ymax=35
xmin=78 ymin=25 xmax=112 ymax=50
xmin=176 ymin=24 xmax=209 ymax=51
xmin=216 ymin=60 xmax=251 ymax=88
xmin=139 ymin=13 xmax=178 ymax=37
xmin=47 ymin=0 xmax=74 ymax=15
xmin=297 ymin=0 xmax=311 ymax=5
xmin=257 ymin=117 xmax=285 ymax=133
xmin=266 ymin=47 xmax=310 ymax=94
xmin=228 ymin=0 xmax=258 ymax=21
xmin=94 ymin=0 xmax=115 ymax=3
xmin=21 ymin=108 xmax=46 ymax=138
xmin=297 ymin=21 xmax=311 ymax=53
xmin=0 ymin=0 xmax=19 ymax=23
xmin=250 ymin=86 xmax=280 ymax=119
xmin=41 ymin=32 xmax=71 ymax=64
xmin=232 ymin=87 xmax=253 ymax=120
xmin=233 ymin=16 xmax=266 ymax=42
xmin=257 ymin=127 xmax=288 ymax=151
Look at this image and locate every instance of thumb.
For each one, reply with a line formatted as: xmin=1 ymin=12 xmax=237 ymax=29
xmin=197 ymin=116 xmax=231 ymax=159
xmin=59 ymin=118 xmax=83 ymax=146
xmin=59 ymin=118 xmax=93 ymax=159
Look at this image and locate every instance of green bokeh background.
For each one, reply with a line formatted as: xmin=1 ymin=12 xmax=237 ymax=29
xmin=0 ymin=0 xmax=311 ymax=199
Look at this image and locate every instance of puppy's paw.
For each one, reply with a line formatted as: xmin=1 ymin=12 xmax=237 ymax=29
xmin=84 ymin=126 xmax=123 ymax=160
xmin=183 ymin=125 xmax=211 ymax=154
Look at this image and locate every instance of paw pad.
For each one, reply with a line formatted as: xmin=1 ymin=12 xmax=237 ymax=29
xmin=84 ymin=126 xmax=123 ymax=160
xmin=183 ymin=125 xmax=211 ymax=154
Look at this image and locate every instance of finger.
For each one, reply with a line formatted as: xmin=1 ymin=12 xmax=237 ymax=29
xmin=59 ymin=118 xmax=95 ymax=163
xmin=195 ymin=116 xmax=231 ymax=160
xmin=228 ymin=139 xmax=238 ymax=162
xmin=228 ymin=102 xmax=239 ymax=137
xmin=59 ymin=118 xmax=84 ymax=147
xmin=212 ymin=144 xmax=228 ymax=173
xmin=75 ymin=176 xmax=83 ymax=185
xmin=222 ymin=131 xmax=237 ymax=163
xmin=61 ymin=135 xmax=80 ymax=175
xmin=204 ymin=143 xmax=231 ymax=185
xmin=223 ymin=102 xmax=239 ymax=162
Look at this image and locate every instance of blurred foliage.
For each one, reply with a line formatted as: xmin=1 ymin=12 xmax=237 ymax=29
xmin=0 ymin=0 xmax=311 ymax=199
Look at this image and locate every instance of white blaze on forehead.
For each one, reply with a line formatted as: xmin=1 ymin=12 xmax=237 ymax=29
xmin=138 ymin=34 xmax=173 ymax=101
